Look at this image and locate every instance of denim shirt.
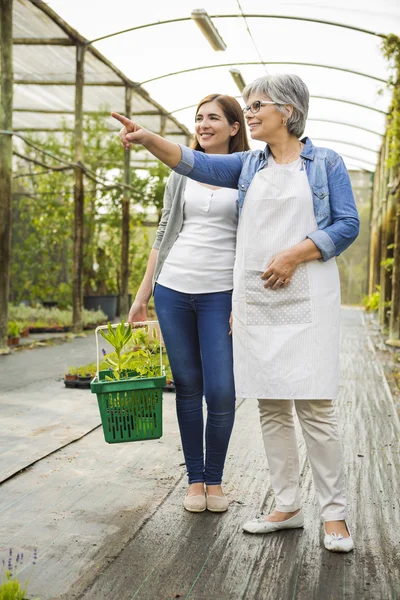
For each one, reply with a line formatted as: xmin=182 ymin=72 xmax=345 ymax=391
xmin=174 ymin=137 xmax=360 ymax=262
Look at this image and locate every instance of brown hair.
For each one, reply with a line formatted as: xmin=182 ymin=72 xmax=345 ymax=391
xmin=190 ymin=94 xmax=250 ymax=153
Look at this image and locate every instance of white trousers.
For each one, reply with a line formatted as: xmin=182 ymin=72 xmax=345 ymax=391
xmin=258 ymin=399 xmax=347 ymax=522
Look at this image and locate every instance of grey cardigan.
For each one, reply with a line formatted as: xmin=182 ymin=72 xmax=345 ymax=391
xmin=152 ymin=172 xmax=188 ymax=289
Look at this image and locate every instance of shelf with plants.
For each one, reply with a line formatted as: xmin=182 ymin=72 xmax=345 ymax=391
xmin=8 ymin=304 xmax=107 ymax=334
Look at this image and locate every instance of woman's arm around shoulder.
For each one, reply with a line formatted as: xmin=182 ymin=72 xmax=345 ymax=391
xmin=175 ymin=145 xmax=245 ymax=190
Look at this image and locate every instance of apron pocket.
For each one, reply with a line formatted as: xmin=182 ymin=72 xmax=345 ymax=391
xmin=245 ymin=265 xmax=312 ymax=326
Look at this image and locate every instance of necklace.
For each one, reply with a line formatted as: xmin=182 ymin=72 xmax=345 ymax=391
xmin=271 ymin=140 xmax=303 ymax=165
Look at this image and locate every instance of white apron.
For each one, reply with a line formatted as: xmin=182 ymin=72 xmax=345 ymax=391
xmin=232 ymin=164 xmax=340 ymax=400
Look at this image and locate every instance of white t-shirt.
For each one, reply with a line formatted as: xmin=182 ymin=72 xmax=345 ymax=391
xmin=157 ymin=178 xmax=238 ymax=293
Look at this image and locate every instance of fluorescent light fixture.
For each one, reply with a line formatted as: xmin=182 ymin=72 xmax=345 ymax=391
xmin=229 ymin=68 xmax=246 ymax=92
xmin=191 ymin=9 xmax=227 ymax=51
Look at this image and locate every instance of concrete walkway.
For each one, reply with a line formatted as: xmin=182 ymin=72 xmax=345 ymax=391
xmin=0 ymin=309 xmax=399 ymax=600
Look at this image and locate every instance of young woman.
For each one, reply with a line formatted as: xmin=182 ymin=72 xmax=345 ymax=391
xmin=112 ymin=74 xmax=359 ymax=551
xmin=125 ymin=95 xmax=249 ymax=513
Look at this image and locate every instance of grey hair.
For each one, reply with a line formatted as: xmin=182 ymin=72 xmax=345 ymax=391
xmin=242 ymin=74 xmax=309 ymax=138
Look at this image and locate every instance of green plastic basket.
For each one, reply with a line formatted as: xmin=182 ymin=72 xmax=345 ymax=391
xmin=91 ymin=322 xmax=166 ymax=444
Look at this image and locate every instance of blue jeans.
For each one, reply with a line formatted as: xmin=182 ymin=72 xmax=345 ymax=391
xmin=154 ymin=283 xmax=236 ymax=485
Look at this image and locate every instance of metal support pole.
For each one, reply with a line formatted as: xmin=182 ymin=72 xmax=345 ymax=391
xmin=72 ymin=44 xmax=85 ymax=333
xmin=120 ymin=86 xmax=132 ymax=318
xmin=0 ymin=0 xmax=13 ymax=353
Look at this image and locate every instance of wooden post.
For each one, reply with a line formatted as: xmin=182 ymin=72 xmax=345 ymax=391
xmin=378 ymin=136 xmax=389 ymax=325
xmin=72 ymin=44 xmax=85 ymax=333
xmin=369 ymin=148 xmax=383 ymax=295
xmin=389 ymin=184 xmax=400 ymax=340
xmin=379 ymin=136 xmax=394 ymax=325
xmin=0 ymin=0 xmax=13 ymax=354
xmin=368 ymin=168 xmax=378 ymax=295
xmin=119 ymin=86 xmax=132 ymax=318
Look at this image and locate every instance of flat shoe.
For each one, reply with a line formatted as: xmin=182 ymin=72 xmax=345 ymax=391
xmin=243 ymin=509 xmax=304 ymax=534
xmin=206 ymin=494 xmax=229 ymax=513
xmin=183 ymin=494 xmax=206 ymax=513
xmin=324 ymin=523 xmax=354 ymax=552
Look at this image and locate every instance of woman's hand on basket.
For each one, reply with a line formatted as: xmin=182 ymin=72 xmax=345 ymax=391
xmin=111 ymin=112 xmax=150 ymax=150
xmin=128 ymin=300 xmax=148 ymax=325
xmin=261 ymin=249 xmax=299 ymax=290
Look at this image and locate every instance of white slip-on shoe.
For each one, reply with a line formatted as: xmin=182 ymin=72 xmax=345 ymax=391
xmin=242 ymin=509 xmax=304 ymax=534
xmin=324 ymin=523 xmax=354 ymax=552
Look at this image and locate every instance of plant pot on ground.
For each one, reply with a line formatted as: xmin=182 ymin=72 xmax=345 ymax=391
xmin=116 ymin=293 xmax=132 ymax=317
xmin=77 ymin=373 xmax=93 ymax=383
xmin=42 ymin=301 xmax=58 ymax=308
xmin=65 ymin=366 xmax=80 ymax=381
xmin=8 ymin=321 xmax=20 ymax=346
xmin=65 ymin=373 xmax=78 ymax=382
xmin=83 ymin=295 xmax=118 ymax=321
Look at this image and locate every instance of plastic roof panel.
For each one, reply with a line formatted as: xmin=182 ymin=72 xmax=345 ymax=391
xmin=13 ymin=0 xmax=69 ymax=38
xmin=12 ymin=0 xmax=400 ymax=169
xmin=11 ymin=0 xmax=190 ymax=144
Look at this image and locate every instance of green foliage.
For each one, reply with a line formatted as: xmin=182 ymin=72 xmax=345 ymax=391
xmin=7 ymin=322 xmax=20 ymax=338
xmin=100 ymin=322 xmax=134 ymax=380
xmin=381 ymin=34 xmax=400 ymax=168
xmin=0 ymin=571 xmax=27 ymax=600
xmin=145 ymin=162 xmax=171 ymax=222
xmin=100 ymin=321 xmax=133 ymax=355
xmin=381 ymin=257 xmax=394 ymax=272
xmin=100 ymin=323 xmax=162 ymax=380
xmin=67 ymin=363 xmax=102 ymax=376
xmin=363 ymin=286 xmax=381 ymax=311
xmin=10 ymin=112 xmax=167 ymax=305
xmin=123 ymin=328 xmax=161 ymax=378
xmin=0 ymin=549 xmax=39 ymax=600
xmin=8 ymin=305 xmax=106 ymax=329
xmin=363 ymin=286 xmax=391 ymax=312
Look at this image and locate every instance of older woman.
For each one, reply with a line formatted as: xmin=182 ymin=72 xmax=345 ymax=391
xmin=112 ymin=73 xmax=359 ymax=552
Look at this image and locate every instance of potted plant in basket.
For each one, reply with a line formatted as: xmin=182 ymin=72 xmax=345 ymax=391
xmin=91 ymin=322 xmax=166 ymax=444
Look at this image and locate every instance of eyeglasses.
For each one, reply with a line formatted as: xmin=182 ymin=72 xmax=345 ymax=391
xmin=242 ymin=100 xmax=276 ymax=115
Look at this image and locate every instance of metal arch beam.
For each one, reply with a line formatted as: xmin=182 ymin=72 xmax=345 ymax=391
xmin=85 ymin=14 xmax=387 ymax=46
xmin=310 ymin=138 xmax=379 ymax=155
xmin=343 ymin=162 xmax=373 ymax=173
xmin=171 ymin=95 xmax=388 ymax=115
xmin=29 ymin=1 xmax=191 ymax=139
xmin=318 ymin=150 xmax=376 ymax=167
xmin=311 ymin=95 xmax=387 ymax=115
xmin=140 ymin=62 xmax=387 ymax=86
xmin=340 ymin=154 xmax=376 ymax=170
xmin=307 ymin=119 xmax=383 ymax=138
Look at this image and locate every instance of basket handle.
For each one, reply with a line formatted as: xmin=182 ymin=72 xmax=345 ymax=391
xmin=94 ymin=321 xmax=163 ymax=378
